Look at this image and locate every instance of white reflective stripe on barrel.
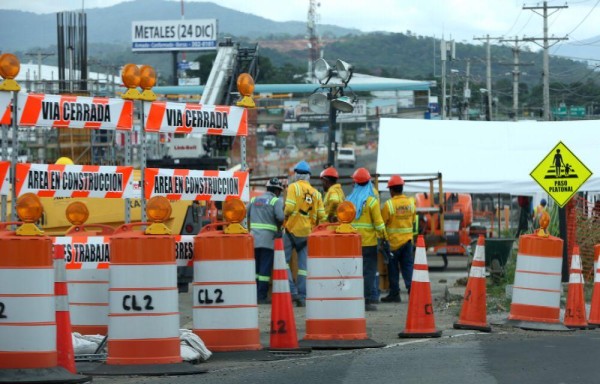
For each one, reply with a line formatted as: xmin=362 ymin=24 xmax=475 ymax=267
xmin=0 ymin=296 xmax=54 ymax=323
xmin=109 ymin=289 xmax=179 ymax=314
xmin=67 ymin=269 xmax=109 ymax=281
xmin=514 ymin=271 xmax=561 ymax=291
xmin=68 ymin=282 xmax=108 ymax=304
xmin=110 ymin=265 xmax=177 ymax=288
xmin=469 ymin=266 xmax=486 ymax=278
xmin=70 ymin=305 xmax=108 ymax=325
xmin=193 ymin=307 xmax=258 ymax=329
xmin=192 ymin=283 xmax=255 ymax=307
xmin=412 ymin=269 xmax=430 ymax=283
xmin=307 ymin=257 xmax=362 ymax=278
xmin=109 ymin=314 xmax=180 ymax=339
xmin=512 ymin=287 xmax=561 ymax=308
xmin=0 ymin=269 xmax=53 ymax=294
xmin=194 ymin=260 xmax=255 ymax=282
xmin=271 ymin=280 xmax=290 ymax=293
xmin=0 ymin=325 xmax=56 ymax=351
xmin=307 ymin=277 xmax=363 ymax=299
xmin=569 ymin=273 xmax=584 ymax=284
xmin=516 ymin=254 xmax=562 ymax=274
xmin=306 ymin=299 xmax=364 ymax=320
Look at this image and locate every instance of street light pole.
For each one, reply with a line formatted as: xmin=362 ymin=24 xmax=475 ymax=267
xmin=327 ymin=95 xmax=337 ymax=167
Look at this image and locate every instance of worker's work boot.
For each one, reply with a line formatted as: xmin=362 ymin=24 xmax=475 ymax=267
xmin=365 ymin=300 xmax=378 ymax=311
xmin=381 ymin=293 xmax=401 ymax=303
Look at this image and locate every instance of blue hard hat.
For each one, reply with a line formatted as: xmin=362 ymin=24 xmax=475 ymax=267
xmin=541 ymin=198 xmax=547 ymax=206
xmin=294 ymin=160 xmax=311 ymax=174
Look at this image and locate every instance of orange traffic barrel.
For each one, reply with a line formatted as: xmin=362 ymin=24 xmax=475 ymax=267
xmin=588 ymin=245 xmax=600 ymax=326
xmin=299 ymin=221 xmax=385 ymax=349
xmin=192 ymin=222 xmax=261 ymax=351
xmin=0 ymin=228 xmax=90 ymax=383
xmin=506 ymin=231 xmax=569 ymax=331
xmin=106 ymin=225 xmax=181 ymax=365
xmin=55 ymin=235 xmax=110 ymax=335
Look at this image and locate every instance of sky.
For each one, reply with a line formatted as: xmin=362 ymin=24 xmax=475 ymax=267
xmin=2 ymin=0 xmax=600 ymax=45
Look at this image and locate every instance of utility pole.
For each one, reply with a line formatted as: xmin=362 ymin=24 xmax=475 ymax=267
xmin=499 ymin=37 xmax=534 ymax=121
xmin=523 ymin=1 xmax=568 ymax=121
xmin=474 ymin=35 xmax=502 ymax=121
xmin=25 ymin=50 xmax=55 ymax=87
xmin=440 ymin=39 xmax=455 ymax=120
xmin=463 ymin=59 xmax=470 ymax=120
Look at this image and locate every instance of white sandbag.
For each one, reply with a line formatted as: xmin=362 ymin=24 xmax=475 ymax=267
xmin=72 ymin=332 xmax=99 ymax=355
xmin=180 ymin=329 xmax=212 ymax=361
xmin=181 ymin=344 xmax=201 ymax=362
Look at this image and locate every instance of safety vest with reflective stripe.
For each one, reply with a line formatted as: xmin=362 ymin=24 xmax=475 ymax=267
xmin=382 ymin=194 xmax=416 ymax=251
xmin=284 ymin=180 xmax=327 ymax=237
xmin=351 ymin=196 xmax=387 ymax=247
xmin=323 ymin=183 xmax=345 ymax=221
xmin=248 ymin=192 xmax=284 ymax=250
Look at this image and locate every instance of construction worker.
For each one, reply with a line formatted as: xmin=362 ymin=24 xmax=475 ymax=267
xmin=320 ymin=166 xmax=344 ymax=222
xmin=532 ymin=198 xmax=547 ymax=229
xmin=284 ymin=160 xmax=327 ymax=307
xmin=380 ymin=175 xmax=416 ymax=303
xmin=248 ymin=177 xmax=285 ymax=304
xmin=347 ymin=167 xmax=387 ymax=311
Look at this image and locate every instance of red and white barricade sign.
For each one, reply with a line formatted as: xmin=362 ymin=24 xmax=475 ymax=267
xmin=53 ymin=236 xmax=111 ymax=270
xmin=175 ymin=235 xmax=195 ymax=267
xmin=144 ymin=102 xmax=248 ymax=136
xmin=0 ymin=92 xmax=10 ymax=124
xmin=17 ymin=93 xmax=133 ymax=130
xmin=0 ymin=161 xmax=10 ymax=195
xmin=145 ymin=168 xmax=250 ymax=202
xmin=15 ymin=163 xmax=136 ymax=198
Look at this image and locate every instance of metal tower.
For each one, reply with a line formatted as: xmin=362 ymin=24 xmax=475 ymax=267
xmin=307 ymin=0 xmax=321 ymax=83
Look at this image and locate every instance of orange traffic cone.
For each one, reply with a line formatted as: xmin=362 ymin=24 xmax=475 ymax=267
xmin=398 ymin=235 xmax=442 ymax=338
xmin=564 ymin=246 xmax=592 ymax=329
xmin=269 ymin=238 xmax=307 ymax=351
xmin=54 ymin=244 xmax=77 ymax=374
xmin=588 ymin=245 xmax=600 ymax=326
xmin=454 ymin=235 xmax=491 ymax=332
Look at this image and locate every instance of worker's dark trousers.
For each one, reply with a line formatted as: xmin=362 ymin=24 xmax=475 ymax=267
xmin=362 ymin=245 xmax=379 ymax=303
xmin=387 ymin=240 xmax=414 ymax=296
xmin=255 ymin=247 xmax=274 ymax=300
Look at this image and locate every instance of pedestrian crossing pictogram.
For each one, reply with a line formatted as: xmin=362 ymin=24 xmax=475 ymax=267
xmin=530 ymin=141 xmax=592 ymax=208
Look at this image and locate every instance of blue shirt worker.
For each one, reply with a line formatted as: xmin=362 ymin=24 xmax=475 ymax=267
xmin=284 ymin=160 xmax=327 ymax=307
xmin=380 ymin=175 xmax=416 ymax=303
xmin=347 ymin=167 xmax=387 ymax=311
xmin=248 ymin=177 xmax=285 ymax=304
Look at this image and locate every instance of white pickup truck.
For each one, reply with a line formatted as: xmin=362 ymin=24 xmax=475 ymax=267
xmin=337 ymin=147 xmax=356 ymax=168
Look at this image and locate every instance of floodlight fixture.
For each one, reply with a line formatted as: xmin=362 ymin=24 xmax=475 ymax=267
xmin=308 ymin=92 xmax=330 ymax=114
xmin=331 ymin=95 xmax=354 ymax=113
xmin=335 ymin=59 xmax=354 ymax=84
xmin=314 ymin=58 xmax=332 ymax=83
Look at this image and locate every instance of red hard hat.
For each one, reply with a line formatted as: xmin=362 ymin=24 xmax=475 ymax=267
xmin=320 ymin=166 xmax=339 ymax=179
xmin=387 ymin=175 xmax=405 ymax=188
xmin=352 ymin=167 xmax=371 ymax=184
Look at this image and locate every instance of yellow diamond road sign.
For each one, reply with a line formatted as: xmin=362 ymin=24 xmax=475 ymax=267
xmin=530 ymin=141 xmax=592 ymax=208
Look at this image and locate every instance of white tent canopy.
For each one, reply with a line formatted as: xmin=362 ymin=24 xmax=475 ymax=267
xmin=376 ymin=118 xmax=600 ymax=195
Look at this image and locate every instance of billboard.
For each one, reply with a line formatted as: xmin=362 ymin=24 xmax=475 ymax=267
xmin=132 ymin=19 xmax=217 ymax=52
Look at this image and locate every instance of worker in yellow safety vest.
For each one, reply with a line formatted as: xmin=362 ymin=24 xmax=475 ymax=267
xmin=320 ymin=166 xmax=344 ymax=222
xmin=347 ymin=167 xmax=387 ymax=311
xmin=284 ymin=160 xmax=327 ymax=307
xmin=380 ymin=175 xmax=416 ymax=303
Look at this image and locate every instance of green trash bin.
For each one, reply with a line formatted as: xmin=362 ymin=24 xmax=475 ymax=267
xmin=484 ymin=238 xmax=514 ymax=267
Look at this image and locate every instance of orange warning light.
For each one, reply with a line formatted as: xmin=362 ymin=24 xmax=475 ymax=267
xmin=223 ymin=199 xmax=246 ymax=223
xmin=337 ymin=201 xmax=356 ymax=224
xmin=121 ymin=64 xmax=140 ymax=89
xmin=0 ymin=53 xmax=20 ymax=80
xmin=140 ymin=65 xmax=156 ymax=90
xmin=147 ymin=196 xmax=172 ymax=223
xmin=16 ymin=193 xmax=43 ymax=223
xmin=65 ymin=201 xmax=89 ymax=226
xmin=237 ymin=73 xmax=255 ymax=97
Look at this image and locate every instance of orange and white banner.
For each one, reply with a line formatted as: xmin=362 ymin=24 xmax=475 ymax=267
xmin=144 ymin=101 xmax=247 ymax=136
xmin=0 ymin=161 xmax=10 ymax=195
xmin=175 ymin=235 xmax=194 ymax=267
xmin=53 ymin=236 xmax=110 ymax=270
xmin=17 ymin=93 xmax=134 ymax=130
xmin=15 ymin=163 xmax=135 ymax=198
xmin=0 ymin=92 xmax=10 ymax=124
xmin=145 ymin=168 xmax=249 ymax=201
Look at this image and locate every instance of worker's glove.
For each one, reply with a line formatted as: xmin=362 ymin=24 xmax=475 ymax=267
xmin=379 ymin=240 xmax=392 ymax=264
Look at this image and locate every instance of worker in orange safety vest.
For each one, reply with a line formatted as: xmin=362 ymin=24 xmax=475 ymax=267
xmin=380 ymin=175 xmax=416 ymax=303
xmin=320 ymin=166 xmax=345 ymax=222
xmin=347 ymin=167 xmax=387 ymax=311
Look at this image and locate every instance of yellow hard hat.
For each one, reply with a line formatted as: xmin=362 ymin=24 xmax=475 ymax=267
xmin=55 ymin=157 xmax=74 ymax=165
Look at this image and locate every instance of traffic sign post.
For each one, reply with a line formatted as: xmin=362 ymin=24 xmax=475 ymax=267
xmin=530 ymin=141 xmax=592 ymax=207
